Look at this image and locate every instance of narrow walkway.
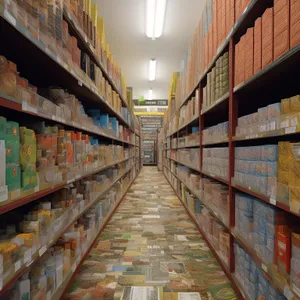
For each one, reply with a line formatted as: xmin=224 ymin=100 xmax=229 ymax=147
xmin=65 ymin=167 xmax=237 ymax=300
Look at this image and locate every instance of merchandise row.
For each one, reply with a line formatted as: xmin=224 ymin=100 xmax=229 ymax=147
xmin=0 ymin=55 xmax=134 ymax=137
xmin=170 ymin=128 xmax=200 ymax=149
xmin=202 ymin=52 xmax=229 ymax=112
xmin=178 ymin=91 xmax=199 ymax=128
xmin=203 ymin=121 xmax=228 ymax=144
xmin=236 ymin=95 xmax=300 ymax=139
xmin=0 ymin=114 xmax=134 ymax=205
xmin=163 ymin=168 xmax=293 ymax=299
xmin=234 ymin=0 xmax=300 ymax=87
xmin=0 ymin=170 xmax=134 ymax=299
xmin=1 ymin=0 xmax=127 ymax=102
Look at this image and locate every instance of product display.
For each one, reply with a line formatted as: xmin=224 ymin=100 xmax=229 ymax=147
xmin=202 ymin=147 xmax=229 ymax=179
xmin=202 ymin=52 xmax=229 ymax=112
xmin=0 ymin=0 xmax=141 ymax=297
xmin=160 ymin=0 xmax=300 ymax=298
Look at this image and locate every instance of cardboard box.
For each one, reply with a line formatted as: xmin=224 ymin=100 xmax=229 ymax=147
xmin=254 ymin=18 xmax=262 ymax=74
xmin=274 ymin=0 xmax=290 ymax=60
xmin=262 ymin=8 xmax=274 ymax=68
xmin=245 ymin=28 xmax=254 ymax=80
xmin=290 ymin=0 xmax=300 ymax=48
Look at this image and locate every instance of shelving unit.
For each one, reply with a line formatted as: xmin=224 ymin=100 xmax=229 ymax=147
xmin=0 ymin=1 xmax=140 ymax=299
xmin=161 ymin=0 xmax=300 ymax=299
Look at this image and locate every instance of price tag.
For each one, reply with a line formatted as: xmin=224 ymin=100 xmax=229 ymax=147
xmin=270 ymin=198 xmax=276 ymax=206
xmin=24 ymin=249 xmax=32 ymax=263
xmin=248 ymin=186 xmax=252 ymax=190
xmin=15 ymin=260 xmax=21 ymax=272
xmin=0 ymin=186 xmax=8 ymax=203
xmin=285 ymin=127 xmax=297 ymax=134
xmin=39 ymin=245 xmax=47 ymax=256
xmin=4 ymin=10 xmax=16 ymax=26
xmin=71 ymin=263 xmax=77 ymax=272
xmin=284 ymin=286 xmax=295 ymax=299
xmin=261 ymin=263 xmax=268 ymax=273
xmin=78 ymin=80 xmax=83 ymax=87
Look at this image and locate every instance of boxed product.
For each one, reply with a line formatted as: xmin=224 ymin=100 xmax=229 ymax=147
xmin=262 ymin=8 xmax=274 ymax=68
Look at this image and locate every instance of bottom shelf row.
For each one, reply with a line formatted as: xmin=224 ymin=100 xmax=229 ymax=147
xmin=0 ymin=167 xmax=139 ymax=300
xmin=164 ymin=167 xmax=298 ymax=300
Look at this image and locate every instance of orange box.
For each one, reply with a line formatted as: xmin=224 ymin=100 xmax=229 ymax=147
xmin=254 ymin=18 xmax=262 ymax=74
xmin=235 ymin=42 xmax=240 ymax=86
xmin=290 ymin=0 xmax=300 ymax=48
xmin=235 ymin=0 xmax=241 ymax=21
xmin=240 ymin=35 xmax=246 ymax=83
xmin=245 ymin=27 xmax=254 ymax=80
xmin=262 ymin=8 xmax=274 ymax=68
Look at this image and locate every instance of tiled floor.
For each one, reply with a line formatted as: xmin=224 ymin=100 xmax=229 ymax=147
xmin=64 ymin=167 xmax=237 ymax=300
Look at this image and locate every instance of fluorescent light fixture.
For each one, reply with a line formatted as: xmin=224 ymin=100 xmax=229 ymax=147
xmin=146 ymin=0 xmax=167 ymax=39
xmin=148 ymin=89 xmax=153 ymax=100
xmin=149 ymin=59 xmax=156 ymax=81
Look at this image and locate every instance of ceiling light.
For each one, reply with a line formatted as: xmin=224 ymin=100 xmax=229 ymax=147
xmin=148 ymin=89 xmax=153 ymax=100
xmin=146 ymin=0 xmax=167 ymax=39
xmin=149 ymin=59 xmax=156 ymax=81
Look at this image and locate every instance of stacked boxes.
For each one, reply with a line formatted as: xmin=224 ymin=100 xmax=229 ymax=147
xmin=290 ymin=0 xmax=300 ymax=48
xmin=234 ymin=243 xmax=286 ymax=300
xmin=274 ymin=0 xmax=290 ymax=60
xmin=245 ymin=27 xmax=254 ymax=80
xmin=20 ymin=126 xmax=37 ymax=191
xmin=235 ymin=145 xmax=278 ymax=197
xmin=178 ymin=96 xmax=199 ymax=127
xmin=254 ymin=18 xmax=262 ymax=73
xmin=1 ymin=118 xmax=21 ymax=193
xmin=262 ymin=8 xmax=274 ymax=68
xmin=203 ymin=121 xmax=228 ymax=144
xmin=291 ymin=233 xmax=300 ymax=296
xmin=235 ymin=102 xmax=281 ymax=137
xmin=235 ymin=193 xmax=288 ymax=265
xmin=278 ymin=141 xmax=300 ymax=213
xmin=202 ymin=52 xmax=229 ymax=111
xmin=202 ymin=147 xmax=229 ymax=178
xmin=177 ymin=148 xmax=200 ymax=168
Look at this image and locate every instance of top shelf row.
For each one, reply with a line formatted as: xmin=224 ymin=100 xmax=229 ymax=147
xmin=176 ymin=0 xmax=299 ymax=111
xmin=0 ymin=1 xmax=136 ymax=131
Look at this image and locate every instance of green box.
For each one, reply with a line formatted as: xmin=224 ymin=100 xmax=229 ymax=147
xmin=20 ymin=127 xmax=36 ymax=169
xmin=22 ymin=164 xmax=37 ymax=191
xmin=6 ymin=164 xmax=21 ymax=191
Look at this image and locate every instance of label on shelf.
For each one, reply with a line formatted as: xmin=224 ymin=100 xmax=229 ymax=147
xmin=270 ymin=198 xmax=276 ymax=206
xmin=71 ymin=263 xmax=76 ymax=273
xmin=0 ymin=185 xmax=8 ymax=203
xmin=261 ymin=263 xmax=268 ymax=273
xmin=78 ymin=80 xmax=83 ymax=87
xmin=284 ymin=285 xmax=296 ymax=299
xmin=15 ymin=260 xmax=21 ymax=272
xmin=24 ymin=249 xmax=32 ymax=264
xmin=39 ymin=245 xmax=47 ymax=257
xmin=285 ymin=127 xmax=296 ymax=134
xmin=4 ymin=10 xmax=16 ymax=26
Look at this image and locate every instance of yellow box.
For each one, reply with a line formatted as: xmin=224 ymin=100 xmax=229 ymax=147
xmin=281 ymin=98 xmax=290 ymax=114
xmin=91 ymin=4 xmax=98 ymax=25
xmin=289 ymin=186 xmax=300 ymax=214
xmin=290 ymin=95 xmax=300 ymax=113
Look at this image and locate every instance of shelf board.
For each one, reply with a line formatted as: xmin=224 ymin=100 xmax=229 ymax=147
xmin=175 ymin=144 xmax=201 ymax=149
xmin=0 ymin=157 xmax=132 ymax=216
xmin=201 ymin=170 xmax=229 ymax=185
xmin=164 ymin=174 xmax=243 ymax=299
xmin=232 ymin=179 xmax=300 ymax=218
xmin=0 ymin=8 xmax=133 ymax=130
xmin=233 ymin=127 xmax=300 ymax=142
xmin=201 ymin=92 xmax=230 ymax=115
xmin=202 ymin=138 xmax=229 ymax=146
xmin=62 ymin=9 xmax=128 ymax=108
xmin=0 ymin=168 xmax=133 ymax=297
xmin=169 ymin=158 xmax=201 ymax=173
xmin=0 ymin=94 xmax=134 ymax=145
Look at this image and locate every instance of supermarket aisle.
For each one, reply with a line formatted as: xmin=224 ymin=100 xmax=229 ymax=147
xmin=64 ymin=167 xmax=237 ymax=300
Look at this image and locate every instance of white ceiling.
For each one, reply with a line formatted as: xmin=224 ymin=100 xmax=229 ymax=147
xmin=95 ymin=0 xmax=206 ymax=100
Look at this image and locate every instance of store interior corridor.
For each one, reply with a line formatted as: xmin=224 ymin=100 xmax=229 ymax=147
xmin=64 ymin=167 xmax=237 ymax=300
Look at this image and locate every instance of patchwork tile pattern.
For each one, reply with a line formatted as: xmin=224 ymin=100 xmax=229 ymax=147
xmin=64 ymin=167 xmax=237 ymax=300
